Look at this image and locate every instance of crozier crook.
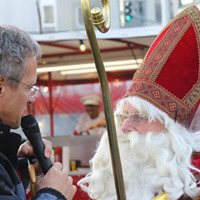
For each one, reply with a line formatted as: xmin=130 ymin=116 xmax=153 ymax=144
xmin=81 ymin=0 xmax=126 ymax=199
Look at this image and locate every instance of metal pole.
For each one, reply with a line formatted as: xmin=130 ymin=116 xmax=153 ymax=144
xmin=48 ymin=72 xmax=54 ymax=137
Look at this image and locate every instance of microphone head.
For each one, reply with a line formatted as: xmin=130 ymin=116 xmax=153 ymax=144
xmin=21 ymin=114 xmax=40 ymax=136
xmin=21 ymin=114 xmax=37 ymax=129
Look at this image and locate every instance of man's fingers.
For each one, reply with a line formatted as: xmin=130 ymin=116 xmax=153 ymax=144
xmin=43 ymin=139 xmax=53 ymax=158
xmin=72 ymin=185 xmax=77 ymax=193
xmin=17 ymin=141 xmax=33 ymax=157
xmin=53 ymin=162 xmax=63 ymax=171
xmin=68 ymin=176 xmax=74 ymax=184
xmin=50 ymin=155 xmax=55 ymax=163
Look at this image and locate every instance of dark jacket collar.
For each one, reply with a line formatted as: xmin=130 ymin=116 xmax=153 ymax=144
xmin=0 ymin=119 xmax=22 ymax=169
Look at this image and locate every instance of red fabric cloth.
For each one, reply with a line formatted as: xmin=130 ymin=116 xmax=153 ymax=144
xmin=192 ymin=153 xmax=200 ymax=181
xmin=192 ymin=154 xmax=200 ymax=168
xmin=72 ymin=175 xmax=91 ymax=200
xmin=156 ymin=25 xmax=199 ymax=99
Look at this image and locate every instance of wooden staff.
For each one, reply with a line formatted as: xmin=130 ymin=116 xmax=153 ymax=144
xmin=81 ymin=0 xmax=126 ymax=199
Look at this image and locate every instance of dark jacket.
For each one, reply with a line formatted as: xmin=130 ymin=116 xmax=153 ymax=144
xmin=0 ymin=119 xmax=66 ymax=200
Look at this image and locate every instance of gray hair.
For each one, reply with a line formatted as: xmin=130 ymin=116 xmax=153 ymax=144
xmin=0 ymin=25 xmax=41 ymax=87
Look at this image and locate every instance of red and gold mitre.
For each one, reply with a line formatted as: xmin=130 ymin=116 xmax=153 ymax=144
xmin=125 ymin=6 xmax=200 ymax=128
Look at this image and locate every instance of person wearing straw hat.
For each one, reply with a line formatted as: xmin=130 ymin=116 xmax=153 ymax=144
xmin=78 ymin=6 xmax=200 ymax=200
xmin=74 ymin=94 xmax=106 ymax=136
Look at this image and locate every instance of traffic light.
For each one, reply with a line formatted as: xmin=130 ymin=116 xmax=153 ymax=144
xmin=124 ymin=1 xmax=132 ymax=22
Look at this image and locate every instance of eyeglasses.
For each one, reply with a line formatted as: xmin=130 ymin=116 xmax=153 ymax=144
xmin=7 ymin=77 xmax=39 ymax=98
xmin=116 ymin=113 xmax=148 ymax=125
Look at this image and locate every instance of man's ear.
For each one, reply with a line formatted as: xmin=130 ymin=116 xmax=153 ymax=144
xmin=0 ymin=77 xmax=6 ymax=96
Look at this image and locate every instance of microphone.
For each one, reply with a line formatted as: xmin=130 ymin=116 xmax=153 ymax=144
xmin=21 ymin=114 xmax=52 ymax=175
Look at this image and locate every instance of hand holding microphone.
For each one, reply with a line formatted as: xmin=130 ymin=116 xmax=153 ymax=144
xmin=21 ymin=114 xmax=52 ymax=174
xmin=20 ymin=114 xmax=77 ymax=199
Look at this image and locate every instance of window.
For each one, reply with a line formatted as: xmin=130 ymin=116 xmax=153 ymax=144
xmin=39 ymin=0 xmax=57 ymax=32
xmin=44 ymin=6 xmax=54 ymax=23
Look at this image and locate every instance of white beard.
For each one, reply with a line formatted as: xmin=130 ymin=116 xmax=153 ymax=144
xmin=78 ymin=129 xmax=200 ymax=200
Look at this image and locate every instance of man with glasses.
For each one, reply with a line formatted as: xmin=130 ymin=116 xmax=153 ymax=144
xmin=0 ymin=25 xmax=76 ymax=199
xmin=78 ymin=6 xmax=200 ymax=200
